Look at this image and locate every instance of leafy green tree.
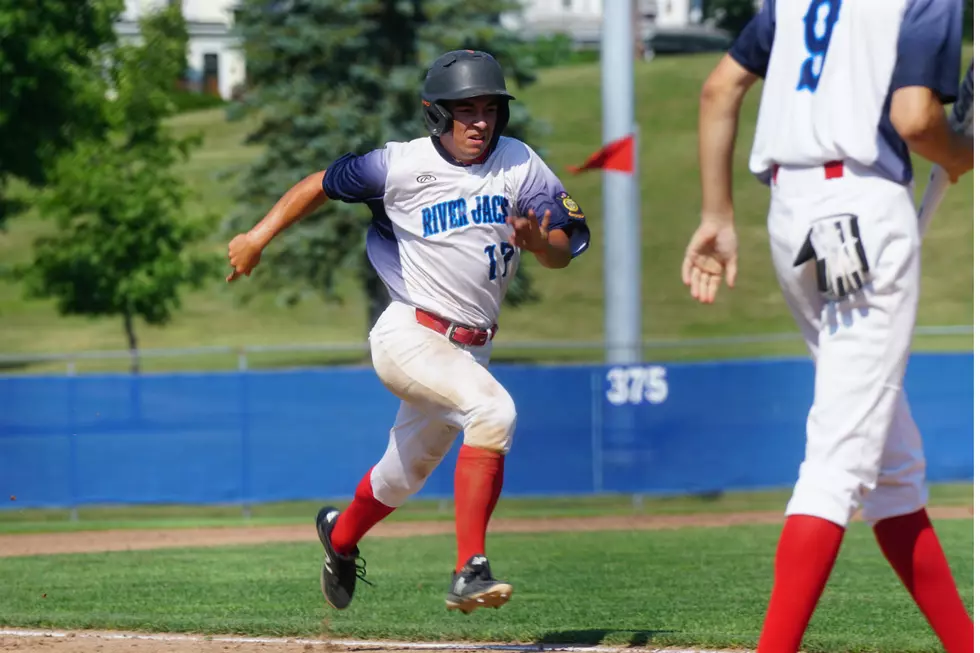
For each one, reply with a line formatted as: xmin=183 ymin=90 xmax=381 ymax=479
xmin=0 ymin=0 xmax=123 ymax=223
xmin=13 ymin=5 xmax=217 ymax=372
xmin=224 ymin=0 xmax=546 ymax=333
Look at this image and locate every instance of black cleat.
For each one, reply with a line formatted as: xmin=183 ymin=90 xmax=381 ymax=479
xmin=445 ymin=554 xmax=513 ymax=614
xmin=315 ymin=505 xmax=369 ymax=610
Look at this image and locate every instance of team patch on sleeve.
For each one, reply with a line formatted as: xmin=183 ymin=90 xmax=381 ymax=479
xmin=556 ymin=192 xmax=585 ymax=219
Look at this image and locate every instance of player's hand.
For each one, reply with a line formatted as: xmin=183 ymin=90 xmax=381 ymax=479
xmin=681 ymin=218 xmax=738 ymax=304
xmin=507 ymin=209 xmax=550 ymax=253
xmin=226 ymin=232 xmax=264 ymax=282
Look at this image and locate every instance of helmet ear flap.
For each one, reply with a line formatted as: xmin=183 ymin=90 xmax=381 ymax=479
xmin=423 ymin=101 xmax=453 ymax=137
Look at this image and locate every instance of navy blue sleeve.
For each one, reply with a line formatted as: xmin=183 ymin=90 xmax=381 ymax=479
xmin=516 ymin=151 xmax=590 ymax=258
xmin=892 ymin=0 xmax=963 ymax=103
xmin=728 ymin=0 xmax=776 ymax=78
xmin=321 ymin=149 xmax=387 ymax=203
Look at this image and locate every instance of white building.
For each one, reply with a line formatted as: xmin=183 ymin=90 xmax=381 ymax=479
xmin=501 ymin=0 xmax=703 ymax=46
xmin=113 ymin=0 xmax=721 ymax=103
xmin=115 ymin=0 xmax=245 ymax=100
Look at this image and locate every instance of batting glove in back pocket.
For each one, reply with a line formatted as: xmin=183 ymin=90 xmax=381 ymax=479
xmin=793 ymin=214 xmax=871 ymax=301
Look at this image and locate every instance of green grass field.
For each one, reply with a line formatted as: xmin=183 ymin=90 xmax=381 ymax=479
xmin=0 ymin=520 xmax=972 ymax=652
xmin=0 ymin=51 xmax=973 ymax=371
xmin=1 ymin=488 xmax=972 ymax=651
xmin=1 ymin=483 xmax=972 ymax=534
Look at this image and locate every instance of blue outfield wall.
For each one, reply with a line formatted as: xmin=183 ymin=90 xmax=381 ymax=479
xmin=0 ymin=353 xmax=973 ymax=509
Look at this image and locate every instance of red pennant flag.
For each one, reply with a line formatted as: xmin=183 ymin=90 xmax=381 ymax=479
xmin=567 ymin=133 xmax=634 ymax=174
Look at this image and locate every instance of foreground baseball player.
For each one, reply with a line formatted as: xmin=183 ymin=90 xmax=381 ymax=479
xmin=226 ymin=50 xmax=590 ymax=614
xmin=680 ymin=0 xmax=974 ymax=651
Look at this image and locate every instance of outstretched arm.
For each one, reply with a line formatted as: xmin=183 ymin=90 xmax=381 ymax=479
xmin=226 ymin=172 xmax=328 ymax=282
xmin=249 ymin=172 xmax=328 ymax=248
xmin=226 ymin=148 xmax=388 ymax=282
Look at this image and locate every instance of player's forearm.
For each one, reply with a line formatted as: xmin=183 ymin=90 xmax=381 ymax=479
xmin=533 ymin=242 xmax=572 ymax=269
xmin=892 ymin=87 xmax=974 ymax=179
xmin=532 ymin=230 xmax=572 ymax=269
xmin=697 ymin=73 xmax=745 ymax=224
xmin=248 ymin=172 xmax=329 ymax=248
xmin=905 ymin=119 xmax=972 ymax=178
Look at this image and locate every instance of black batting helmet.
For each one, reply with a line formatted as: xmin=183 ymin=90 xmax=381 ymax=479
xmin=421 ymin=50 xmax=514 ymax=140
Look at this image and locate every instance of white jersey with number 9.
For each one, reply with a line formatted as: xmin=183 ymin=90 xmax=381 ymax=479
xmin=734 ymin=0 xmax=963 ymax=187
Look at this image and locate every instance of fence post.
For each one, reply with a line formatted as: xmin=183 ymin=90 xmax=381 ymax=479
xmin=67 ymin=362 xmax=79 ymax=522
xmin=591 ymin=368 xmax=604 ymax=494
xmin=238 ymin=349 xmax=251 ymax=520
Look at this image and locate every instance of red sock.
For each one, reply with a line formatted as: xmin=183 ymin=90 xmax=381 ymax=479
xmin=873 ymin=509 xmax=973 ymax=653
xmin=454 ymin=444 xmax=505 ymax=571
xmin=757 ymin=515 xmax=846 ymax=653
xmin=330 ymin=467 xmax=395 ymax=556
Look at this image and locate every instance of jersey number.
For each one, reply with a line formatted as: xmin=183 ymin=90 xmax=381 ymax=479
xmin=485 ymin=242 xmax=516 ymax=281
xmin=797 ymin=0 xmax=842 ymax=92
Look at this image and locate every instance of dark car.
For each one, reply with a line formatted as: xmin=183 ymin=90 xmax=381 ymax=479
xmin=648 ymin=26 xmax=733 ymax=55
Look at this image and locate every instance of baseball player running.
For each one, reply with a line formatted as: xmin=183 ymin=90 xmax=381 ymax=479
xmin=225 ymin=50 xmax=590 ymax=615
xmin=680 ymin=0 xmax=974 ymax=651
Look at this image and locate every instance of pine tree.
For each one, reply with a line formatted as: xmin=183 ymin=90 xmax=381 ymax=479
xmin=224 ymin=0 xmax=546 ymax=333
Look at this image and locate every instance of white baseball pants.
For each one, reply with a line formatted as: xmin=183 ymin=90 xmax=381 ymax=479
xmin=767 ymin=160 xmax=927 ymax=527
xmin=365 ymin=301 xmax=517 ymax=508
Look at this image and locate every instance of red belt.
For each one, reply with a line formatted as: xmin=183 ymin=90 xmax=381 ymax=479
xmin=772 ymin=160 xmax=844 ymax=183
xmin=415 ymin=308 xmax=497 ymax=347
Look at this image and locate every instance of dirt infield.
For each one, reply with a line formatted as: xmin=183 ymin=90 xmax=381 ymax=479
xmin=0 ymin=629 xmax=738 ymax=653
xmin=0 ymin=631 xmax=351 ymax=653
xmin=0 ymin=505 xmax=972 ymax=558
xmin=0 ymin=628 xmax=743 ymax=653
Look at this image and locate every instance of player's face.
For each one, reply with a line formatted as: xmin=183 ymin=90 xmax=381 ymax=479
xmin=442 ymin=96 xmax=499 ymax=161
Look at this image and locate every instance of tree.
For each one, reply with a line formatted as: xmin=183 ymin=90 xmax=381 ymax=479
xmin=964 ymin=0 xmax=973 ymax=42
xmin=13 ymin=5 xmax=218 ymax=373
xmin=0 ymin=0 xmax=123 ymax=224
xmin=224 ymin=0 xmax=546 ymax=335
xmin=701 ymin=0 xmax=757 ymax=37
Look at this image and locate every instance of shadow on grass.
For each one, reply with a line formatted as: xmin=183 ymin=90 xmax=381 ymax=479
xmin=536 ymin=629 xmax=676 ymax=647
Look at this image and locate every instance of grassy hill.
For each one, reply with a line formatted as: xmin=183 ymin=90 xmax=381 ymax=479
xmin=0 ymin=52 xmax=973 ymax=372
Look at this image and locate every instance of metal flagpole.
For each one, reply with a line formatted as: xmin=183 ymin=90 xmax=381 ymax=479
xmin=601 ymin=0 xmax=641 ymax=365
